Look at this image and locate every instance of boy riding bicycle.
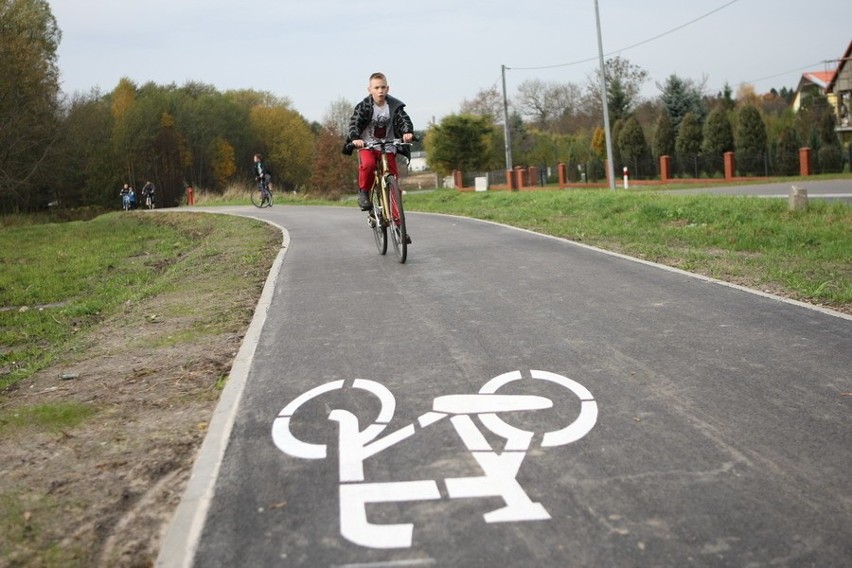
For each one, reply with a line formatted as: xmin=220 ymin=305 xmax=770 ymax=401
xmin=253 ymin=153 xmax=272 ymax=192
xmin=343 ymin=72 xmax=415 ymax=212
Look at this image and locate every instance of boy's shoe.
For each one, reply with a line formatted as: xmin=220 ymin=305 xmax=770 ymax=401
xmin=358 ymin=192 xmax=371 ymax=211
xmin=405 ymin=234 xmax=412 ymax=245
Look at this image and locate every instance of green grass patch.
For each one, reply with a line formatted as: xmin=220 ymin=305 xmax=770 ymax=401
xmin=0 ymin=211 xmax=279 ymax=390
xmin=0 ymin=401 xmax=97 ymax=434
xmin=403 ymin=188 xmax=852 ymax=308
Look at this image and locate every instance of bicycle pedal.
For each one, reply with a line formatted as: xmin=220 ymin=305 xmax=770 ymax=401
xmin=367 ymin=216 xmax=376 ymax=228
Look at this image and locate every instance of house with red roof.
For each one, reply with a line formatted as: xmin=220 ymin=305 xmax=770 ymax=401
xmin=792 ymin=70 xmax=836 ymax=112
xmin=793 ymin=40 xmax=852 ymax=148
xmin=825 ymin=40 xmax=851 ymax=143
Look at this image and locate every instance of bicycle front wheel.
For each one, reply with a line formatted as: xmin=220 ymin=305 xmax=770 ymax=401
xmin=250 ymin=188 xmax=267 ymax=208
xmin=387 ymin=176 xmax=407 ymax=263
xmin=370 ymin=187 xmax=387 ymax=255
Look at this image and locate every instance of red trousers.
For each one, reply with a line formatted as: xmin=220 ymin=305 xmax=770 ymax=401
xmin=358 ymin=149 xmax=399 ymax=190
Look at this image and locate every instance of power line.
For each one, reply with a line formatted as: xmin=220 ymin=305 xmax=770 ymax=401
xmin=506 ymin=0 xmax=740 ymax=71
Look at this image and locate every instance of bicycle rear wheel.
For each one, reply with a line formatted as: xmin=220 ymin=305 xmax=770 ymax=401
xmin=387 ymin=176 xmax=407 ymax=263
xmin=370 ymin=187 xmax=387 ymax=255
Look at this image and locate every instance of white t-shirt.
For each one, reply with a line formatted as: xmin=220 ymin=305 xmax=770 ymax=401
xmin=362 ymin=103 xmax=395 ymax=152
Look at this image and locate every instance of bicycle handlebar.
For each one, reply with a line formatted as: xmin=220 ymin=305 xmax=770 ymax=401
xmin=363 ymin=138 xmax=412 ymax=149
xmin=344 ymin=137 xmax=416 ymax=154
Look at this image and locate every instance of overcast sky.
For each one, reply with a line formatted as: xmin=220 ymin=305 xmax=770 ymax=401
xmin=50 ymin=0 xmax=850 ymax=129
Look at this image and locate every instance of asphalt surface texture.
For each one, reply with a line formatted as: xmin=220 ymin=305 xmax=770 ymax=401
xmin=158 ymin=193 xmax=851 ymax=568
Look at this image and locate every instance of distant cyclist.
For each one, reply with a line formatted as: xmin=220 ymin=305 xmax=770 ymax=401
xmin=253 ymin=154 xmax=272 ymax=191
xmin=141 ymin=180 xmax=156 ymax=209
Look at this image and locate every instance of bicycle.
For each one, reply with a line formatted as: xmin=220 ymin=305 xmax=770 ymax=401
xmin=143 ymin=192 xmax=155 ymax=209
xmin=121 ymin=193 xmax=131 ymax=211
xmin=361 ymin=138 xmax=410 ymax=263
xmin=250 ymin=178 xmax=273 ymax=208
xmin=271 ymin=369 xmax=598 ymax=549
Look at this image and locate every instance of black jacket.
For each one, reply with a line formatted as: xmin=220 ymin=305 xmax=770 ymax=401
xmin=342 ymin=94 xmax=414 ymax=160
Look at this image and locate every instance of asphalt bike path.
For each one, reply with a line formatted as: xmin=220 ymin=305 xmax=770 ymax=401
xmin=159 ymin=204 xmax=851 ymax=567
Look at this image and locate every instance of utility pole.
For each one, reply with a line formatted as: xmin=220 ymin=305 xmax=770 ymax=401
xmin=501 ymin=64 xmax=513 ymax=172
xmin=594 ymin=0 xmax=616 ymax=190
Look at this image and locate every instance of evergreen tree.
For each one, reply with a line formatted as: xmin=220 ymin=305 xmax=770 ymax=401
xmin=610 ymin=118 xmax=625 ymax=173
xmin=736 ymin=105 xmax=768 ymax=176
xmin=675 ymin=112 xmax=703 ymax=177
xmin=720 ymin=83 xmax=736 ymax=112
xmin=702 ymin=109 xmax=734 ymax=176
xmin=658 ymin=74 xmax=706 ymax=132
xmin=653 ymin=112 xmax=675 ymax=159
xmin=617 ymin=117 xmax=650 ymax=178
xmin=816 ymin=112 xmax=843 ymax=173
xmin=774 ymin=126 xmax=801 ymax=176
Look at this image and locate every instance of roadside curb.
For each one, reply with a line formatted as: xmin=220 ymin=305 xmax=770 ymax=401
xmin=156 ymin=213 xmax=290 ymax=568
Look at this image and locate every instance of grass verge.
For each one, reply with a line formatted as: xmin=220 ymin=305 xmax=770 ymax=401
xmin=402 ymin=188 xmax=851 ymax=310
xmin=0 ymin=210 xmax=281 ymax=567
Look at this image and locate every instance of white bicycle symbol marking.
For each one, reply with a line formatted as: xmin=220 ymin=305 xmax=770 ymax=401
xmin=271 ymin=369 xmax=598 ymax=549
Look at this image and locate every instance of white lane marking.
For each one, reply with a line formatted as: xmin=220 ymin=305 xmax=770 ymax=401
xmin=273 ymin=370 xmax=598 ymax=548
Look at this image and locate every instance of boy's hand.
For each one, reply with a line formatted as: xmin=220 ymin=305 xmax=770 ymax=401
xmin=352 ymin=139 xmax=364 ymax=149
xmin=402 ymin=133 xmax=414 ymax=143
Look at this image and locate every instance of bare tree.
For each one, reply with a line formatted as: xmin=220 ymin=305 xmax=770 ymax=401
xmin=584 ymin=56 xmax=648 ymax=122
xmin=514 ymin=79 xmax=581 ymax=132
xmin=459 ymin=86 xmax=504 ymax=124
xmin=323 ymin=98 xmax=355 ymax=138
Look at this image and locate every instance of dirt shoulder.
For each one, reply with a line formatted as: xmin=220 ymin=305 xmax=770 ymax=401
xmin=0 ymin=212 xmax=282 ymax=567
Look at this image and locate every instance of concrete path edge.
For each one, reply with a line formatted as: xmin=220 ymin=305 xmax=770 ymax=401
xmin=155 ymin=214 xmax=290 ymax=568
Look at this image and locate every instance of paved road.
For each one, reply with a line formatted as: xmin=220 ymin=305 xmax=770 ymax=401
xmin=159 ymin=204 xmax=851 ymax=567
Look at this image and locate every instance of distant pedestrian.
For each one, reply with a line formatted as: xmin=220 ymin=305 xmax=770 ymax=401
xmin=119 ymin=183 xmax=131 ymax=210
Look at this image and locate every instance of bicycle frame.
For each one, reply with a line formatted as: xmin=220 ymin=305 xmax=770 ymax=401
xmin=364 ymin=139 xmax=408 ymax=262
xmin=371 ymin=153 xmax=393 ymax=224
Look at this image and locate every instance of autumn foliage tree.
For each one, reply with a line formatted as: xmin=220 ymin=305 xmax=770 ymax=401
xmin=309 ymin=124 xmax=356 ymax=200
xmin=0 ymin=0 xmax=62 ymax=212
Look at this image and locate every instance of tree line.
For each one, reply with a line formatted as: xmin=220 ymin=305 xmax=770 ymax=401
xmin=426 ymin=57 xmax=846 ymax=182
xmin=2 ymin=1 xmax=846 ymax=214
